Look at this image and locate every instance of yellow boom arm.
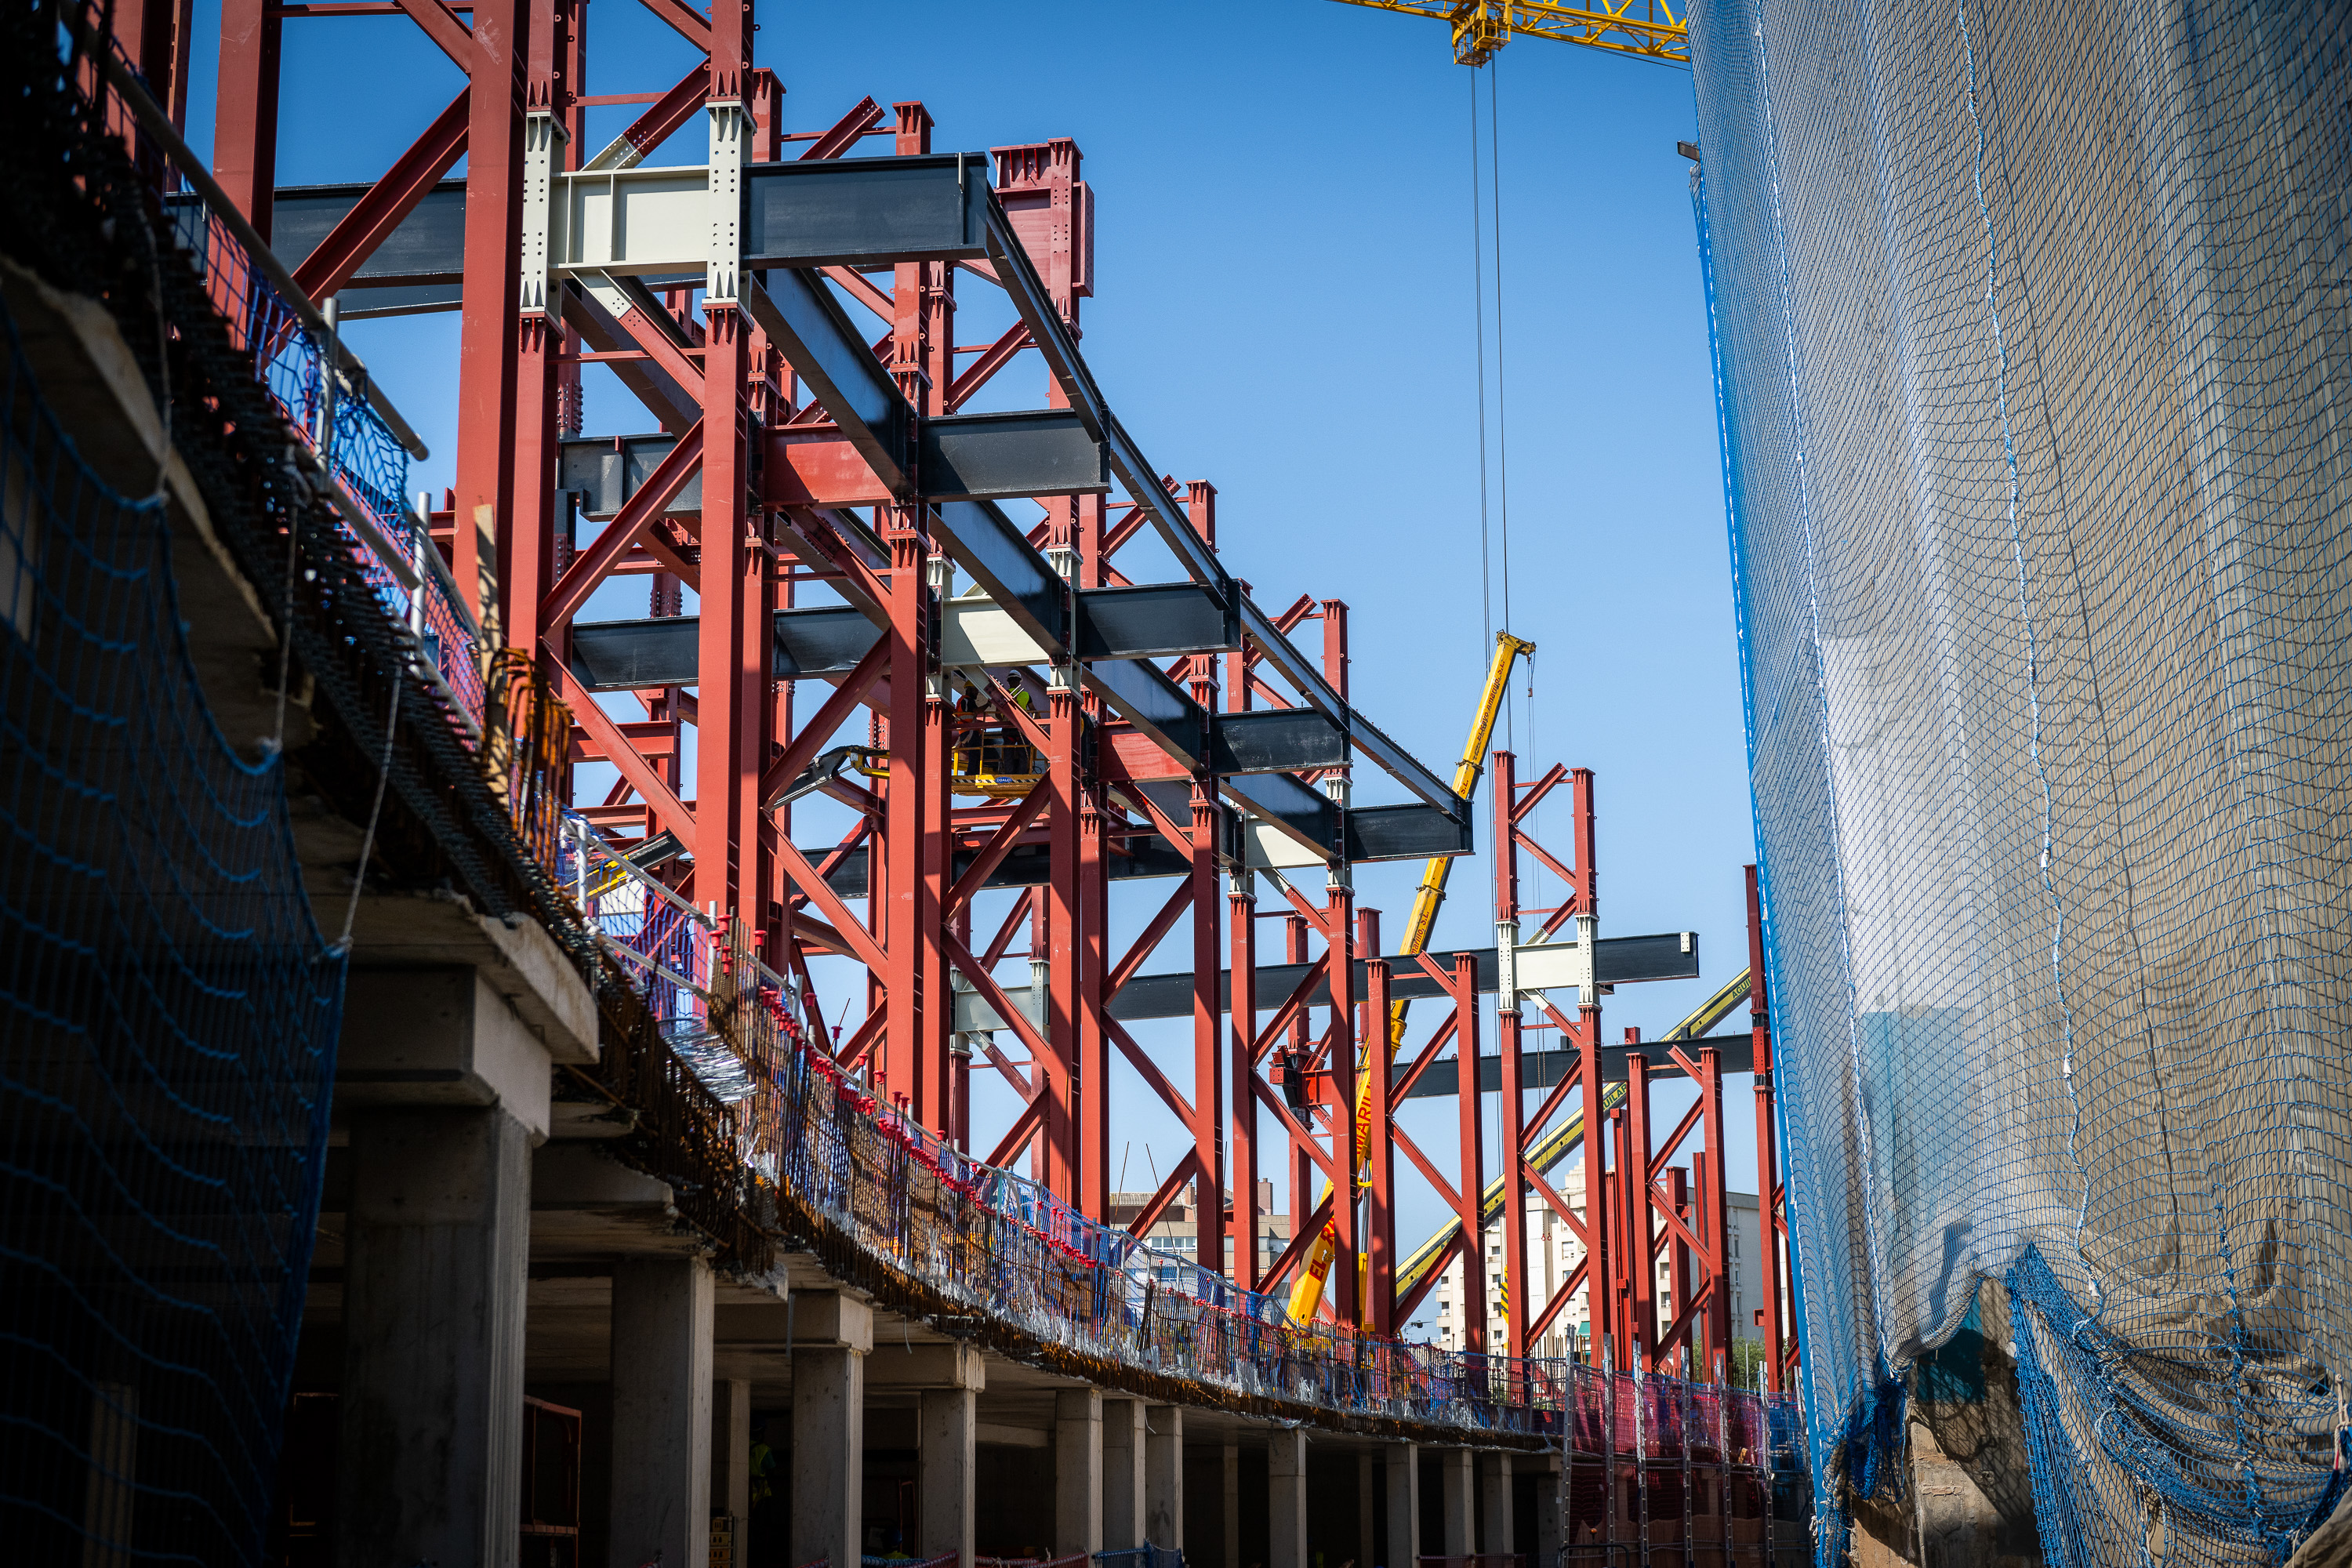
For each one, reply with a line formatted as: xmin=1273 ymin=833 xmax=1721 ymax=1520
xmin=1283 ymin=632 xmax=1533 ymax=1323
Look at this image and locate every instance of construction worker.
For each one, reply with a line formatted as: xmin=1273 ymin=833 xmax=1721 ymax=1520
xmin=954 ymin=680 xmax=983 ymax=780
xmin=1008 ymin=681 xmax=1038 ymax=773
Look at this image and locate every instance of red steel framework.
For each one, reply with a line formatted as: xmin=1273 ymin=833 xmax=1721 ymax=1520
xmin=132 ymin=0 xmax=1796 ymax=1379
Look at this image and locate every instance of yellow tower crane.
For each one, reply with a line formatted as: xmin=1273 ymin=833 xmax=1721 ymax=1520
xmin=1324 ymin=0 xmax=1688 ymax=66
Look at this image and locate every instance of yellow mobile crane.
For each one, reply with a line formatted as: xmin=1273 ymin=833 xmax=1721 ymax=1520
xmin=1325 ymin=0 xmax=1687 ymax=67
xmin=1279 ymin=630 xmax=1754 ymax=1327
xmin=1283 ymin=630 xmax=1531 ymax=1324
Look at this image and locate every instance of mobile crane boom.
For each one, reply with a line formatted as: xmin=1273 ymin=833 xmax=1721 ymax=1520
xmin=1285 ymin=631 xmax=1533 ymax=1323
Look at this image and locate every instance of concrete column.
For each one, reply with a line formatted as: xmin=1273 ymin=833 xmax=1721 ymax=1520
xmin=713 ymin=1375 xmax=754 ymax=1534
xmin=1531 ymin=1456 xmax=1561 ymax=1568
xmin=1385 ymin=1444 xmax=1421 ymax=1568
xmin=336 ymin=1106 xmax=532 ymax=1568
xmin=1144 ymin=1406 xmax=1183 ymax=1548
xmin=610 ymin=1256 xmax=717 ymax=1568
xmin=1222 ymin=1440 xmax=1241 ymax=1568
xmin=920 ymin=1387 xmax=977 ymax=1568
xmin=1055 ymin=1388 xmax=1103 ymax=1559
xmin=1104 ymin=1399 xmax=1147 ymax=1549
xmin=1478 ymin=1454 xmax=1512 ymax=1555
xmin=1359 ymin=1452 xmax=1377 ymax=1568
xmin=1269 ymin=1429 xmax=1308 ymax=1568
xmin=83 ymin=1381 xmax=136 ymax=1568
xmin=792 ymin=1295 xmax=873 ymax=1568
xmin=1439 ymin=1450 xmax=1475 ymax=1559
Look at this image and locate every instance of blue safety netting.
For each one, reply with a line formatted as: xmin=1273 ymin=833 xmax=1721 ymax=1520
xmin=0 ymin=294 xmax=347 ymax=1561
xmin=1688 ymin=0 xmax=2352 ymax=1562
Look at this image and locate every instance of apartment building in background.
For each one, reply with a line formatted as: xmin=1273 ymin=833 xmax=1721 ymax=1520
xmin=1109 ymin=1180 xmax=1292 ymax=1277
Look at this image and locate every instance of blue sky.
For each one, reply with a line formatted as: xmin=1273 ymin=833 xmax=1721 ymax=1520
xmin=183 ymin=1 xmax=1759 ymax=1314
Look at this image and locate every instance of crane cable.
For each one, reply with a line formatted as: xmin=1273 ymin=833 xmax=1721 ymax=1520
xmin=1490 ymin=58 xmax=1515 ymax=753
xmin=1470 ymin=67 xmax=1493 ymax=664
xmin=1472 ymin=60 xmax=1517 ymax=750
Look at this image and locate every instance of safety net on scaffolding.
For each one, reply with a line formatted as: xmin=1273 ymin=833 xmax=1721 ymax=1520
xmin=1689 ymin=0 xmax=2352 ymax=1562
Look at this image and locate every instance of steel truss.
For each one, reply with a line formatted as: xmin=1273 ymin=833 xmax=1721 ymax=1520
xmin=147 ymin=0 xmax=1793 ymax=1376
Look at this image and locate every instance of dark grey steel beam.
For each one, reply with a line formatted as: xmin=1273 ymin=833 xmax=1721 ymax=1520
xmin=269 ymin=179 xmax=466 ymax=285
xmin=977 ymin=203 xmax=1231 ymax=603
xmin=570 ymin=419 xmax=1100 ymax=517
xmin=795 ymin=837 xmax=1192 ymax=900
xmin=1076 ymin=583 xmax=1237 ymax=660
xmin=950 ymin=935 xmax=1708 ymax=1029
xmin=1240 ymin=597 xmax=1467 ymax=829
xmin=744 ymin=153 xmax=989 ymax=267
xmin=929 ymin=500 xmax=1068 ymax=659
xmin=572 ymin=577 xmax=1256 ymax=695
xmin=921 ymin=410 xmax=1105 ymax=502
xmin=743 ymin=269 xmax=914 ymax=495
xmin=1398 ymin=1036 xmax=1755 ymax=1096
xmin=561 ymin=433 xmax=694 ymax=520
xmin=771 ymin=605 xmax=891 ymax=681
xmin=1345 ymin=803 xmax=1473 ymax=862
xmin=1221 ymin=769 xmax=1338 ymax=858
xmin=570 ymin=617 xmax=698 ymax=691
xmin=1087 ymin=659 xmax=1207 ymax=771
xmin=1210 ymin=709 xmax=1347 ymax=775
xmin=571 ymin=604 xmax=882 ymax=690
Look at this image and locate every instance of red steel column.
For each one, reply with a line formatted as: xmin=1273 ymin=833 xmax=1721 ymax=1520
xmin=1324 ymin=869 xmax=1358 ymax=1327
xmin=1076 ymin=494 xmax=1109 ymax=1218
xmin=867 ymin=723 xmax=891 ymax=1072
xmin=1228 ymin=869 xmax=1258 ymax=1288
xmin=1362 ymin=931 xmax=1395 ymax=1334
xmin=884 ymin=100 xmax=953 ymax=1131
xmin=1189 ymin=781 xmax=1227 ymax=1276
xmin=1570 ymin=765 xmax=1609 ymax=1361
xmin=1042 ymin=666 xmax=1080 ymax=1203
xmin=1667 ymin=1163 xmax=1694 ymax=1372
xmin=1747 ymin=864 xmax=1787 ymax=1392
xmin=1183 ymin=480 xmax=1225 ymax=1271
xmin=699 ymin=307 xmax=762 ymax=931
xmin=1580 ymin=1018 xmax=1611 ymax=1364
xmin=452 ymin=0 xmax=530 ymax=625
xmin=1494 ymin=750 xmax=1530 ymax=1359
xmin=1285 ymin=913 xmax=1311 ymax=1241
xmin=917 ymin=667 xmax=949 ymax=1127
xmin=1609 ymin=1105 xmax=1634 ymax=1368
xmin=1077 ymin=771 xmax=1109 ymax=1216
xmin=506 ymin=0 xmax=567 ymax=659
xmin=698 ymin=0 xmax=758 ymax=933
xmin=879 ymin=512 xmax=933 ymax=1122
xmin=119 ymin=0 xmax=194 ymax=129
xmin=1697 ymin=1044 xmax=1733 ymax=1371
xmin=1453 ymin=950 xmax=1486 ymax=1355
xmin=211 ymin=0 xmax=280 ymax=234
xmin=1284 ymin=913 xmax=1310 ymax=1062
xmin=1624 ymin=1036 xmax=1657 ymax=1372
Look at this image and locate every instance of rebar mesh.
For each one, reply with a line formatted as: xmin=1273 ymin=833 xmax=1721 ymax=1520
xmin=1690 ymin=0 xmax=2352 ymax=1560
